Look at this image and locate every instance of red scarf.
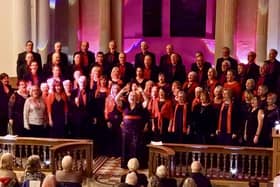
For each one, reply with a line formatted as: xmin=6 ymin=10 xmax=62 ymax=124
xmin=171 ymin=103 xmax=188 ymax=133
xmin=218 ymin=102 xmax=233 ymax=134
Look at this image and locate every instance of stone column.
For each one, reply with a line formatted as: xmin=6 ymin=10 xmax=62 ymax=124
xmin=111 ymin=0 xmax=123 ymax=51
xmin=267 ymin=0 xmax=280 ymax=56
xmin=12 ymin=0 xmax=31 ymax=76
xmin=37 ymin=0 xmax=50 ymax=63
xmin=99 ymin=0 xmax=111 ymax=52
xmin=256 ymin=0 xmax=268 ymax=65
xmin=68 ymin=0 xmax=80 ymax=54
xmin=12 ymin=0 xmax=31 ymax=53
xmin=215 ymin=0 xmax=237 ymax=61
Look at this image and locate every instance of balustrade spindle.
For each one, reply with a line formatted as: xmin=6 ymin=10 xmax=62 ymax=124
xmin=255 ymin=155 xmax=258 ymax=177
xmin=267 ymin=156 xmax=271 ymax=179
xmin=19 ymin=145 xmax=23 ymax=168
xmin=161 ymin=155 xmax=164 ymax=165
xmin=185 ymin=152 xmax=189 ymax=174
xmin=43 ymin=146 xmax=47 ymax=164
xmin=261 ymin=155 xmax=265 ymax=178
xmin=204 ymin=153 xmax=208 ymax=175
xmin=170 ymin=155 xmax=175 ymax=177
xmin=230 ymin=154 xmax=233 ymax=174
xmin=223 ymin=154 xmax=227 ymax=177
xmin=25 ymin=145 xmax=28 ymax=159
xmin=242 ymin=155 xmax=245 ymax=178
xmin=248 ymin=155 xmax=252 ymax=177
xmin=179 ymin=152 xmax=183 ymax=176
xmin=198 ymin=152 xmax=201 ymax=162
xmin=235 ymin=155 xmax=238 ymax=176
xmin=217 ymin=153 xmax=221 ymax=177
xmin=209 ymin=153 xmax=214 ymax=177
xmin=73 ymin=151 xmax=78 ymax=170
xmin=31 ymin=145 xmax=34 ymax=155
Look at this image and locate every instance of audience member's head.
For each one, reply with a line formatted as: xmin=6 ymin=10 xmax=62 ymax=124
xmin=0 ymin=153 xmax=14 ymax=170
xmin=156 ymin=165 xmax=168 ymax=178
xmin=181 ymin=177 xmax=197 ymax=187
xmin=25 ymin=155 xmax=41 ymax=173
xmin=42 ymin=174 xmax=56 ymax=187
xmin=191 ymin=161 xmax=202 ymax=173
xmin=125 ymin=172 xmax=138 ymax=186
xmin=127 ymin=158 xmax=139 ymax=172
xmin=61 ymin=155 xmax=73 ymax=172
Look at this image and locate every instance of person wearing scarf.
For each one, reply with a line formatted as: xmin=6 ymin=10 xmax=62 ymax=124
xmin=168 ymin=90 xmax=189 ymax=143
xmin=216 ymin=88 xmax=239 ymax=145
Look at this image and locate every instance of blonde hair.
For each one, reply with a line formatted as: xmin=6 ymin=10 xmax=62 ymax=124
xmin=156 ymin=165 xmax=167 ymax=178
xmin=25 ymin=155 xmax=41 ymax=173
xmin=127 ymin=158 xmax=139 ymax=171
xmin=0 ymin=153 xmax=14 ymax=170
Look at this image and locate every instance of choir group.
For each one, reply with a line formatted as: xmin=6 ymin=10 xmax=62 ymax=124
xmin=0 ymin=40 xmax=280 ymax=168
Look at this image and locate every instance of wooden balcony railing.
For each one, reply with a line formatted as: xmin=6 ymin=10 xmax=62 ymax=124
xmin=148 ymin=129 xmax=280 ymax=182
xmin=0 ymin=136 xmax=93 ymax=177
xmin=148 ymin=144 xmax=273 ymax=181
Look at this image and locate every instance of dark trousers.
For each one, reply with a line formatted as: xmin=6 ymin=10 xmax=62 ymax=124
xmin=27 ymin=124 xmax=46 ymax=137
xmin=121 ymin=128 xmax=140 ymax=168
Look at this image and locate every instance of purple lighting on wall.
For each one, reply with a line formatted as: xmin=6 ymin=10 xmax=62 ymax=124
xmin=124 ymin=38 xmax=143 ymax=53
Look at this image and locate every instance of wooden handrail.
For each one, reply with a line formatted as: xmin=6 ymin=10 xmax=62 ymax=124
xmin=147 ymin=144 xmax=176 ymax=156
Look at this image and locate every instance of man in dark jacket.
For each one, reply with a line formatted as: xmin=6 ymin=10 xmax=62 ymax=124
xmin=190 ymin=161 xmax=212 ymax=187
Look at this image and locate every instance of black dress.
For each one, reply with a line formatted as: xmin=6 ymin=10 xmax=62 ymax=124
xmin=8 ymin=92 xmax=27 ymax=136
xmin=0 ymin=83 xmax=13 ymax=136
xmin=191 ymin=104 xmax=216 ymax=144
xmin=94 ymin=91 xmax=108 ymax=154
xmin=262 ymin=107 xmax=280 ymax=147
xmin=50 ymin=98 xmax=66 ymax=138
xmin=245 ymin=108 xmax=260 ymax=146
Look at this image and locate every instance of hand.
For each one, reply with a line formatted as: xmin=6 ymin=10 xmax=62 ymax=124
xmin=216 ymin=130 xmax=220 ymax=135
xmin=244 ymin=135 xmax=247 ymax=141
xmin=210 ymin=133 xmax=215 ymax=137
xmin=187 ymin=128 xmax=190 ymax=135
xmin=120 ymin=122 xmax=124 ymax=129
xmin=253 ymin=135 xmax=259 ymax=144
xmin=107 ymin=122 xmax=112 ymax=128
xmin=232 ymin=133 xmax=237 ymax=139
xmin=152 ymin=126 xmax=155 ymax=132
xmin=75 ymin=97 xmax=79 ymax=106
xmin=49 ymin=120 xmax=53 ymax=127
xmin=143 ymin=123 xmax=149 ymax=132
xmin=168 ymin=126 xmax=172 ymax=132
xmin=24 ymin=126 xmax=31 ymax=130
xmin=92 ymin=118 xmax=97 ymax=125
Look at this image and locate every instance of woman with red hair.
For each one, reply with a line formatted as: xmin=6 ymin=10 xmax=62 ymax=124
xmin=47 ymin=80 xmax=68 ymax=138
